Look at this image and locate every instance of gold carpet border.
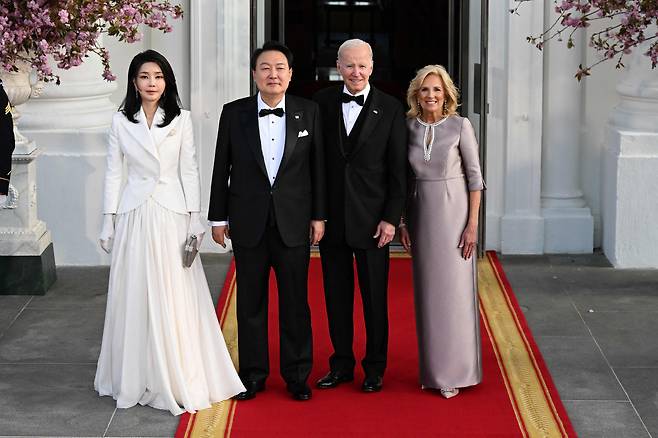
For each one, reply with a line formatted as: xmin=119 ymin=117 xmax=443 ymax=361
xmin=478 ymin=254 xmax=569 ymax=437
xmin=479 ymin=301 xmax=529 ymax=437
xmin=184 ymin=272 xmax=239 ymax=438
xmin=489 ymin=254 xmax=568 ymax=435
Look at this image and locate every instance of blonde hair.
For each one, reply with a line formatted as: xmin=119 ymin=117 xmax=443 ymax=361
xmin=406 ymin=64 xmax=459 ymax=119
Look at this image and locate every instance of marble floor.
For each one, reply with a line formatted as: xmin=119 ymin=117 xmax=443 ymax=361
xmin=0 ymin=252 xmax=656 ymax=437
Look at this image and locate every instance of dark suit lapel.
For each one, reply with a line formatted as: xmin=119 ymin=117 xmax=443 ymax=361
xmin=352 ymin=87 xmax=382 ymax=157
xmin=240 ymin=96 xmax=268 ymax=179
xmin=278 ymin=96 xmax=301 ymax=175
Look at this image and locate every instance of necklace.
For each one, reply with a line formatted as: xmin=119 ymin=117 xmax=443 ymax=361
xmin=416 ymin=116 xmax=448 ymax=162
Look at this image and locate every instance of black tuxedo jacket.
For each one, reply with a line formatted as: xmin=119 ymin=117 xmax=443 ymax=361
xmin=314 ymin=85 xmax=407 ymax=249
xmin=208 ymin=94 xmax=326 ymax=248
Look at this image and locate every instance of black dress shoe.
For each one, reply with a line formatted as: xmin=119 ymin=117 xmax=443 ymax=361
xmin=286 ymin=382 xmax=312 ymax=401
xmin=234 ymin=381 xmax=265 ymax=401
xmin=362 ymin=376 xmax=383 ymax=392
xmin=315 ymin=371 xmax=354 ymax=389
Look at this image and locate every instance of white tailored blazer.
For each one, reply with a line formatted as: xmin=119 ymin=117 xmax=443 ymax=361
xmin=102 ymin=107 xmax=200 ymax=215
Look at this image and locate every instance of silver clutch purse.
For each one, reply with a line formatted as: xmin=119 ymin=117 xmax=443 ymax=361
xmin=183 ymin=235 xmax=199 ymax=268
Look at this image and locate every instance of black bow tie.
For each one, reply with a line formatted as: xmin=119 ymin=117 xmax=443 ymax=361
xmin=341 ymin=93 xmax=365 ymax=106
xmin=259 ymin=108 xmax=284 ymax=117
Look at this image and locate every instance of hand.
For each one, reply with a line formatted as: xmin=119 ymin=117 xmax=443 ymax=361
xmin=99 ymin=214 xmax=115 ymax=254
xmin=399 ymin=226 xmax=411 ymax=252
xmin=373 ymin=220 xmax=396 ymax=248
xmin=458 ymin=224 xmax=478 ymax=260
xmin=309 ymin=220 xmax=325 ymax=245
xmin=212 ymin=225 xmax=230 ymax=248
xmin=188 ymin=212 xmax=206 ymax=245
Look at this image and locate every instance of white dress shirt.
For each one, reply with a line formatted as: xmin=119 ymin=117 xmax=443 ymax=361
xmin=210 ymin=93 xmax=286 ymax=227
xmin=342 ymin=83 xmax=370 ymax=135
xmin=257 ymin=93 xmax=286 ymax=186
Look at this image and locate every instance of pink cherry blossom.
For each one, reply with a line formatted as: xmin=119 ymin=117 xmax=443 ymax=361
xmin=0 ymin=1 xmax=184 ymax=83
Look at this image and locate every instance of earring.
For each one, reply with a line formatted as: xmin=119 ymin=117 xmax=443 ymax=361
xmin=443 ymin=101 xmax=447 ymax=114
xmin=417 ymin=100 xmax=422 ymax=112
xmin=135 ymin=88 xmax=139 ymax=100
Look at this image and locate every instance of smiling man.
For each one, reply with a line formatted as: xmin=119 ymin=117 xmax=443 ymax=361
xmin=313 ymin=39 xmax=407 ymax=393
xmin=208 ymin=41 xmax=326 ymax=402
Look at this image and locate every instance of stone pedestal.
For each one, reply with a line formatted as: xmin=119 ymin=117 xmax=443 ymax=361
xmin=603 ymin=40 xmax=658 ymax=268
xmin=0 ymin=150 xmax=56 ymax=294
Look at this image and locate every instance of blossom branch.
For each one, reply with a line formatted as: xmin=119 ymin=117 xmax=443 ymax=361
xmin=0 ymin=0 xmax=184 ymax=84
xmin=512 ymin=0 xmax=658 ymax=80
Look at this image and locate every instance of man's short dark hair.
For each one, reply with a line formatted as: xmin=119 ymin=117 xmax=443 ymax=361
xmin=250 ymin=41 xmax=294 ymax=70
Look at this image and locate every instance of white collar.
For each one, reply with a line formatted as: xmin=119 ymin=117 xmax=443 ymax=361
xmin=257 ymin=93 xmax=286 ymax=112
xmin=342 ymin=83 xmax=370 ymax=101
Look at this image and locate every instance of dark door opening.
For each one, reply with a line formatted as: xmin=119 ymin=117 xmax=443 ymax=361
xmin=263 ymin=0 xmax=470 ymax=109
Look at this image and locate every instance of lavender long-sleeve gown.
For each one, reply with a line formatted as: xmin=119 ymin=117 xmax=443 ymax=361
xmin=406 ymin=115 xmax=485 ymax=389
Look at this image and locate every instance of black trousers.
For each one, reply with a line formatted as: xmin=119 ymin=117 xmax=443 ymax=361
xmin=319 ymin=240 xmax=390 ymax=377
xmin=232 ymin=225 xmax=312 ymax=385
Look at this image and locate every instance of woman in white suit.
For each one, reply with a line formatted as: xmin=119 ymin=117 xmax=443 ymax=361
xmin=94 ymin=50 xmax=245 ymax=415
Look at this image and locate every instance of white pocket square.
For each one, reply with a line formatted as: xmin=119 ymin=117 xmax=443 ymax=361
xmin=298 ymin=130 xmax=309 ymax=138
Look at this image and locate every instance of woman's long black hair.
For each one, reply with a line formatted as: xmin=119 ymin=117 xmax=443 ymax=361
xmin=120 ymin=49 xmax=181 ymax=127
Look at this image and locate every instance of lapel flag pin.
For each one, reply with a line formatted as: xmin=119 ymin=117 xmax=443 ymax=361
xmin=373 ymin=109 xmax=379 ymax=114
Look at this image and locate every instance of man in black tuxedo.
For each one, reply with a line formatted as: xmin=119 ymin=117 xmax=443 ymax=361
xmin=313 ymin=39 xmax=407 ymax=392
xmin=0 ymin=80 xmax=15 ymax=206
xmin=209 ymin=41 xmax=326 ymax=401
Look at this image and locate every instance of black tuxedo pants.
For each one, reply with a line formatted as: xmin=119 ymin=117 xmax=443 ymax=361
xmin=232 ymin=225 xmax=312 ymax=386
xmin=319 ymin=241 xmax=390 ymax=377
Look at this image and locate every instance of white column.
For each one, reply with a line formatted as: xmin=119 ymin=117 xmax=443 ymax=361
xmin=540 ymin=3 xmax=593 ymax=253
xmin=18 ymin=50 xmax=117 ymax=265
xmin=603 ymin=36 xmax=658 ymax=268
xmin=191 ymin=0 xmax=251 ymax=253
xmin=499 ymin=0 xmax=545 ymax=254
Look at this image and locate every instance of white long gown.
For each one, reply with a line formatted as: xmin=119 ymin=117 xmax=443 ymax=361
xmin=94 ymin=109 xmax=245 ymax=415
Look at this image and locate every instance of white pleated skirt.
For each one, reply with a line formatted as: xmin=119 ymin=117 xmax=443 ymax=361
xmin=94 ymin=198 xmax=245 ymax=415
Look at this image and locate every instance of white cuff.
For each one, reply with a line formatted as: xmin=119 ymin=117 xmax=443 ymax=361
xmin=209 ymin=220 xmax=228 ymax=227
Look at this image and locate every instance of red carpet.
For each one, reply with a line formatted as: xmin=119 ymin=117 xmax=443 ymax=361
xmin=177 ymin=252 xmax=576 ymax=437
